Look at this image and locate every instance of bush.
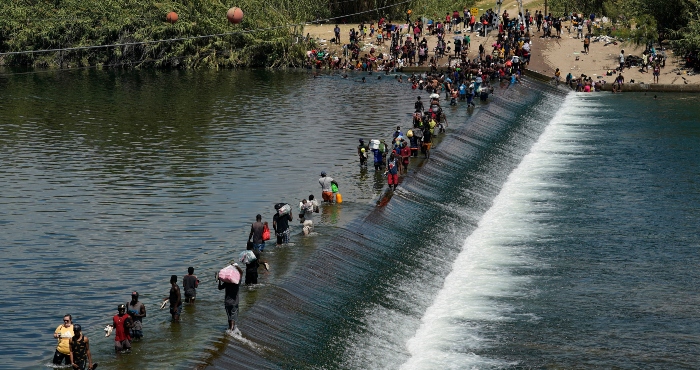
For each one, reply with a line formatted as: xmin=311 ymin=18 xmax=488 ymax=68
xmin=0 ymin=0 xmax=325 ymax=68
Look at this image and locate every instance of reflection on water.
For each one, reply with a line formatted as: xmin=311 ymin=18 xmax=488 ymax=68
xmin=0 ymin=67 xmax=477 ymax=369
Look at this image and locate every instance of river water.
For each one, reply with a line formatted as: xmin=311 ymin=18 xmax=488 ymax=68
xmin=1 ymin=68 xmax=699 ymax=369
xmin=0 ymin=67 xmax=467 ymax=369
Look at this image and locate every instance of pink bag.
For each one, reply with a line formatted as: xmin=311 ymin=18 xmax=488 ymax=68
xmin=218 ymin=265 xmax=241 ymax=284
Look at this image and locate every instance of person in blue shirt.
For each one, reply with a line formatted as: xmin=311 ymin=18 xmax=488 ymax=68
xmin=372 ymin=147 xmax=384 ymax=171
xmin=459 ymin=83 xmax=467 ymax=100
xmin=334 ymin=24 xmax=341 ymax=44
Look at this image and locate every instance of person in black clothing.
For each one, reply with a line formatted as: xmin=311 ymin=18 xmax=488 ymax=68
xmin=166 ymin=275 xmax=182 ymax=321
xmin=414 ymin=96 xmax=424 ymax=113
xmin=69 ymin=324 xmax=96 ymax=370
xmin=244 ymin=242 xmax=268 ymax=285
xmin=422 ymin=125 xmax=433 ymax=158
xmin=217 ymin=264 xmax=243 ymax=331
xmin=273 ymin=204 xmax=293 ymax=246
xmin=357 ymin=139 xmax=369 ymax=167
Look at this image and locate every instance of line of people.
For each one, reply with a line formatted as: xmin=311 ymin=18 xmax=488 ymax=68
xmin=51 ymin=46 xmax=508 ymax=369
xmin=355 ymin=92 xmax=452 ymax=191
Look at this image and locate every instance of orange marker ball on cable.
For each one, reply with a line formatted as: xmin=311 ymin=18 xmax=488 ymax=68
xmin=166 ymin=12 xmax=178 ymax=24
xmin=227 ymin=7 xmax=244 ymax=24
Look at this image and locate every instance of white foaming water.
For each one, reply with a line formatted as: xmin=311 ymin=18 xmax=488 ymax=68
xmin=400 ymin=93 xmax=584 ymax=369
xmin=227 ymin=327 xmax=265 ymax=353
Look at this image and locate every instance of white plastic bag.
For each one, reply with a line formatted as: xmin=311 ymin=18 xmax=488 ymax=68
xmin=278 ymin=204 xmax=291 ymax=215
xmin=239 ymin=250 xmax=257 ymax=265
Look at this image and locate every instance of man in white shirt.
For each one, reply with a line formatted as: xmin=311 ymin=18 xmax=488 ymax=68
xmin=319 ymin=171 xmax=335 ymax=203
xmin=619 ymin=50 xmax=625 ymax=71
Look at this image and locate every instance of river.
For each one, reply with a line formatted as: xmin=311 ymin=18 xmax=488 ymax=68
xmin=1 ymin=68 xmax=699 ymax=369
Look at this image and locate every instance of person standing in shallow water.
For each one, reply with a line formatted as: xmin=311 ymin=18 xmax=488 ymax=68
xmin=273 ymin=203 xmax=293 ymax=246
xmin=357 ymin=139 xmax=369 ymax=167
xmin=166 ymin=275 xmax=182 ymax=321
xmin=422 ymin=124 xmax=433 ymax=158
xmin=400 ymin=141 xmax=411 ymax=174
xmin=386 ymin=153 xmax=399 ymax=191
xmin=299 ymin=195 xmax=318 ymax=235
xmin=217 ymin=264 xmax=243 ymax=331
xmin=53 ymin=314 xmax=74 ymax=366
xmin=126 ymin=291 xmax=146 ymax=340
xmin=108 ymin=304 xmax=133 ymax=353
xmin=248 ymin=214 xmax=266 ymax=252
xmin=244 ymin=241 xmax=267 ymax=285
xmin=319 ymin=171 xmax=335 ymax=203
xmin=183 ymin=267 xmax=199 ymax=304
xmin=414 ymin=96 xmax=424 ymax=113
xmin=69 ymin=324 xmax=96 ymax=370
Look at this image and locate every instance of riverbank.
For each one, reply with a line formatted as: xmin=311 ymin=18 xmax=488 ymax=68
xmin=528 ymin=31 xmax=700 ymax=85
xmin=302 ymin=0 xmax=700 ymax=90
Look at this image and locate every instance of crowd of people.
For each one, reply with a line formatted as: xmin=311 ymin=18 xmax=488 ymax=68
xmin=552 ymin=18 xmax=668 ymax=92
xmin=50 ymin=173 xmax=339 ymax=366
xmin=306 ymin=6 xmax=534 ymax=75
xmin=47 ymin=9 xmax=544 ymax=368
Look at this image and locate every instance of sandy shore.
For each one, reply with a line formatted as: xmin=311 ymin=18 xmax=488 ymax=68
xmin=530 ymin=32 xmax=699 ymax=85
xmin=303 ymin=2 xmax=698 ymax=86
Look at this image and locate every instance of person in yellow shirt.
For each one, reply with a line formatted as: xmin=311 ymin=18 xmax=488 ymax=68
xmin=53 ymin=314 xmax=74 ymax=366
xmin=428 ymin=116 xmax=437 ymax=132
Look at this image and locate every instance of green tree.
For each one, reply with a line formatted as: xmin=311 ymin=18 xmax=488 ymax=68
xmin=630 ymin=14 xmax=658 ymax=46
xmin=670 ymin=18 xmax=700 ymax=54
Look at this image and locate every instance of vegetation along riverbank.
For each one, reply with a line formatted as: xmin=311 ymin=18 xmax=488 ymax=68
xmin=0 ymin=0 xmax=466 ymax=69
xmin=0 ymin=0 xmax=698 ymax=70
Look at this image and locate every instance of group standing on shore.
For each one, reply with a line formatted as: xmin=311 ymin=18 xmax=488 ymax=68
xmin=542 ymin=12 xmax=668 ymax=91
xmin=307 ymin=6 xmax=532 ymax=78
